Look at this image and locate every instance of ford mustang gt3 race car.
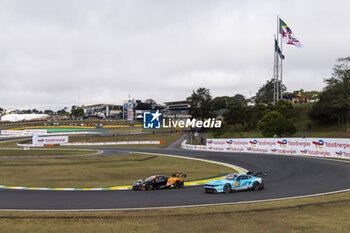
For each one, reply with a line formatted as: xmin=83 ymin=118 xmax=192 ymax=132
xmin=132 ymin=173 xmax=186 ymax=190
xmin=204 ymin=172 xmax=265 ymax=193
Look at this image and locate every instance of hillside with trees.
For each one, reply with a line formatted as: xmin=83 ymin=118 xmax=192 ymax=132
xmin=189 ymin=57 xmax=350 ymax=138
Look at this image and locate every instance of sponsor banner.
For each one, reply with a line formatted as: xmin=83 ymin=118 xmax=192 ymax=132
xmin=34 ymin=135 xmax=68 ymax=146
xmin=61 ymin=141 xmax=164 ymax=146
xmin=0 ymin=131 xmax=96 ymax=138
xmin=1 ymin=130 xmax=47 ymax=135
xmin=182 ymin=138 xmax=350 ymax=160
xmin=181 ymin=143 xmax=208 ymax=151
xmin=127 ymin=100 xmax=134 ymax=120
xmin=17 ymin=143 xmax=44 ymax=147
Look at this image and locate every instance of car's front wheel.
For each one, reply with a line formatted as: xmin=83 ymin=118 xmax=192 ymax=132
xmin=223 ymin=184 xmax=231 ymax=194
xmin=145 ymin=183 xmax=153 ymax=190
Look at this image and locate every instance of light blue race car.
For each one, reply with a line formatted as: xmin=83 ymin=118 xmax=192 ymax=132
xmin=205 ymin=172 xmax=265 ymax=193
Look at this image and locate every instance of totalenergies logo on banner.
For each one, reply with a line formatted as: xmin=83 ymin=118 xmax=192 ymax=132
xmin=312 ymin=140 xmax=324 ymax=149
xmin=336 ymin=151 xmax=343 ymax=156
xmin=247 ymin=147 xmax=252 ymax=151
xmin=38 ymin=139 xmax=44 ymax=142
xmin=226 ymin=140 xmax=233 ymax=150
xmin=249 ymin=140 xmax=258 ymax=147
xmin=271 ymin=148 xmax=277 ymax=153
xmin=207 ymin=140 xmax=213 ymax=145
xmin=277 ymin=139 xmax=288 ymax=147
xmin=300 ymin=149 xmax=308 ymax=154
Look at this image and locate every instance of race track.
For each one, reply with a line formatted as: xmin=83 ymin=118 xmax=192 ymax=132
xmin=0 ymin=147 xmax=350 ymax=210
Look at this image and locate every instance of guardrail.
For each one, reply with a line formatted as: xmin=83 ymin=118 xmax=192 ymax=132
xmin=17 ymin=141 xmax=164 ymax=147
xmin=182 ymin=138 xmax=350 ymax=160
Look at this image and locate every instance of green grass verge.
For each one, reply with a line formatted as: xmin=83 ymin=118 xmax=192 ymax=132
xmin=0 ymin=190 xmax=349 ymax=232
xmin=0 ymin=149 xmax=98 ymax=157
xmin=0 ymin=139 xmax=27 ymax=148
xmin=0 ymin=152 xmax=235 ymax=188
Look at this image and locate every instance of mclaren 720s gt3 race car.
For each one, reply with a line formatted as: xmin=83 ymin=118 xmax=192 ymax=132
xmin=132 ymin=173 xmax=186 ymax=190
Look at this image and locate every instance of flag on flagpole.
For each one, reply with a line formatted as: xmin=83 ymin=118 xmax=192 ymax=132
xmin=279 ymin=18 xmax=303 ymax=48
xmin=275 ymin=39 xmax=285 ymax=59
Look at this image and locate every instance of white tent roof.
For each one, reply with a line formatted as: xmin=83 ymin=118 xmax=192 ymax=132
xmin=1 ymin=114 xmax=49 ymax=122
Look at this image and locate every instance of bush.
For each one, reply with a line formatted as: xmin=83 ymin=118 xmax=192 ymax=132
xmin=258 ymin=111 xmax=297 ymax=137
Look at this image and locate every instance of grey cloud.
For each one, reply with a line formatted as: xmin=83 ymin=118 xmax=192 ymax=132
xmin=0 ymin=0 xmax=349 ymax=110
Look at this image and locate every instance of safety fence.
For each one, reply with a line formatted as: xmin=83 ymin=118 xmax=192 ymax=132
xmin=17 ymin=141 xmax=165 ymax=147
xmin=182 ymin=138 xmax=350 ymax=160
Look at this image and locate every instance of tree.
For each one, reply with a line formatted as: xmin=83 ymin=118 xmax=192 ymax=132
xmin=189 ymin=87 xmax=215 ymax=120
xmin=223 ymin=105 xmax=246 ymax=126
xmin=223 ymin=103 xmax=268 ymax=131
xmin=44 ymin=110 xmax=54 ymax=115
xmin=310 ymin=57 xmax=350 ymax=129
xmin=243 ymin=104 xmax=269 ymax=130
xmin=258 ymin=111 xmax=296 ymax=137
xmin=212 ymin=94 xmax=246 ymax=110
xmin=255 ymin=79 xmax=286 ymax=104
xmin=212 ymin=96 xmax=230 ymax=110
xmin=274 ymin=99 xmax=293 ymax=117
xmin=21 ymin=109 xmax=32 ymax=114
xmin=231 ymin=94 xmax=246 ymax=106
xmin=70 ymin=107 xmax=84 ymax=118
xmin=57 ymin=109 xmax=67 ymax=115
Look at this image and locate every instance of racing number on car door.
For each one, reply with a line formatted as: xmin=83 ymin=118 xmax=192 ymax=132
xmin=236 ymin=176 xmax=247 ymax=188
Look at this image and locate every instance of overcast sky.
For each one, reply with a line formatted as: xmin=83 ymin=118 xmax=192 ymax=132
xmin=0 ymin=0 xmax=349 ymax=110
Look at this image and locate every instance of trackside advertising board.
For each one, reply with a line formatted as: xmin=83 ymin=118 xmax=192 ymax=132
xmin=182 ymin=138 xmax=350 ymax=160
xmin=33 ymin=135 xmax=68 ymax=146
xmin=61 ymin=141 xmax=164 ymax=146
xmin=1 ymin=130 xmax=47 ymax=135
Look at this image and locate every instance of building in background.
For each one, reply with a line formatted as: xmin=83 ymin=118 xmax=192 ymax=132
xmin=80 ymin=104 xmax=123 ymax=119
xmin=134 ymin=99 xmax=165 ymax=120
xmin=163 ymin=100 xmax=191 ymax=117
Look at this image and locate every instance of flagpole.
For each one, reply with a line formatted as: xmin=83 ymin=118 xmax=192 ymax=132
xmin=273 ymin=35 xmax=276 ymax=104
xmin=280 ymin=40 xmax=283 ymax=99
xmin=276 ymin=15 xmax=279 ymax=102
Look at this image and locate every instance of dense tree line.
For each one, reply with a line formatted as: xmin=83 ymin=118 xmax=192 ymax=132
xmin=310 ymin=57 xmax=350 ymax=129
xmin=189 ymin=87 xmax=296 ymax=137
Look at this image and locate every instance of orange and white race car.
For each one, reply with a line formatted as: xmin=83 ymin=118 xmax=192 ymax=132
xmin=132 ymin=173 xmax=186 ymax=190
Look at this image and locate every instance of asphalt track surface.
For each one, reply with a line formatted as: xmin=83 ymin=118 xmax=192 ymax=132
xmin=0 ymin=146 xmax=350 ymax=210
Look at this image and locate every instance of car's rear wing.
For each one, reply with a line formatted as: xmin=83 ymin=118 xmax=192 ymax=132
xmin=172 ymin=172 xmax=187 ymax=178
xmin=247 ymin=171 xmax=267 ymax=177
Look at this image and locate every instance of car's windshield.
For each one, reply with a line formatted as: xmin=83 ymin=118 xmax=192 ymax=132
xmin=144 ymin=176 xmax=156 ymax=182
xmin=224 ymin=174 xmax=237 ymax=180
